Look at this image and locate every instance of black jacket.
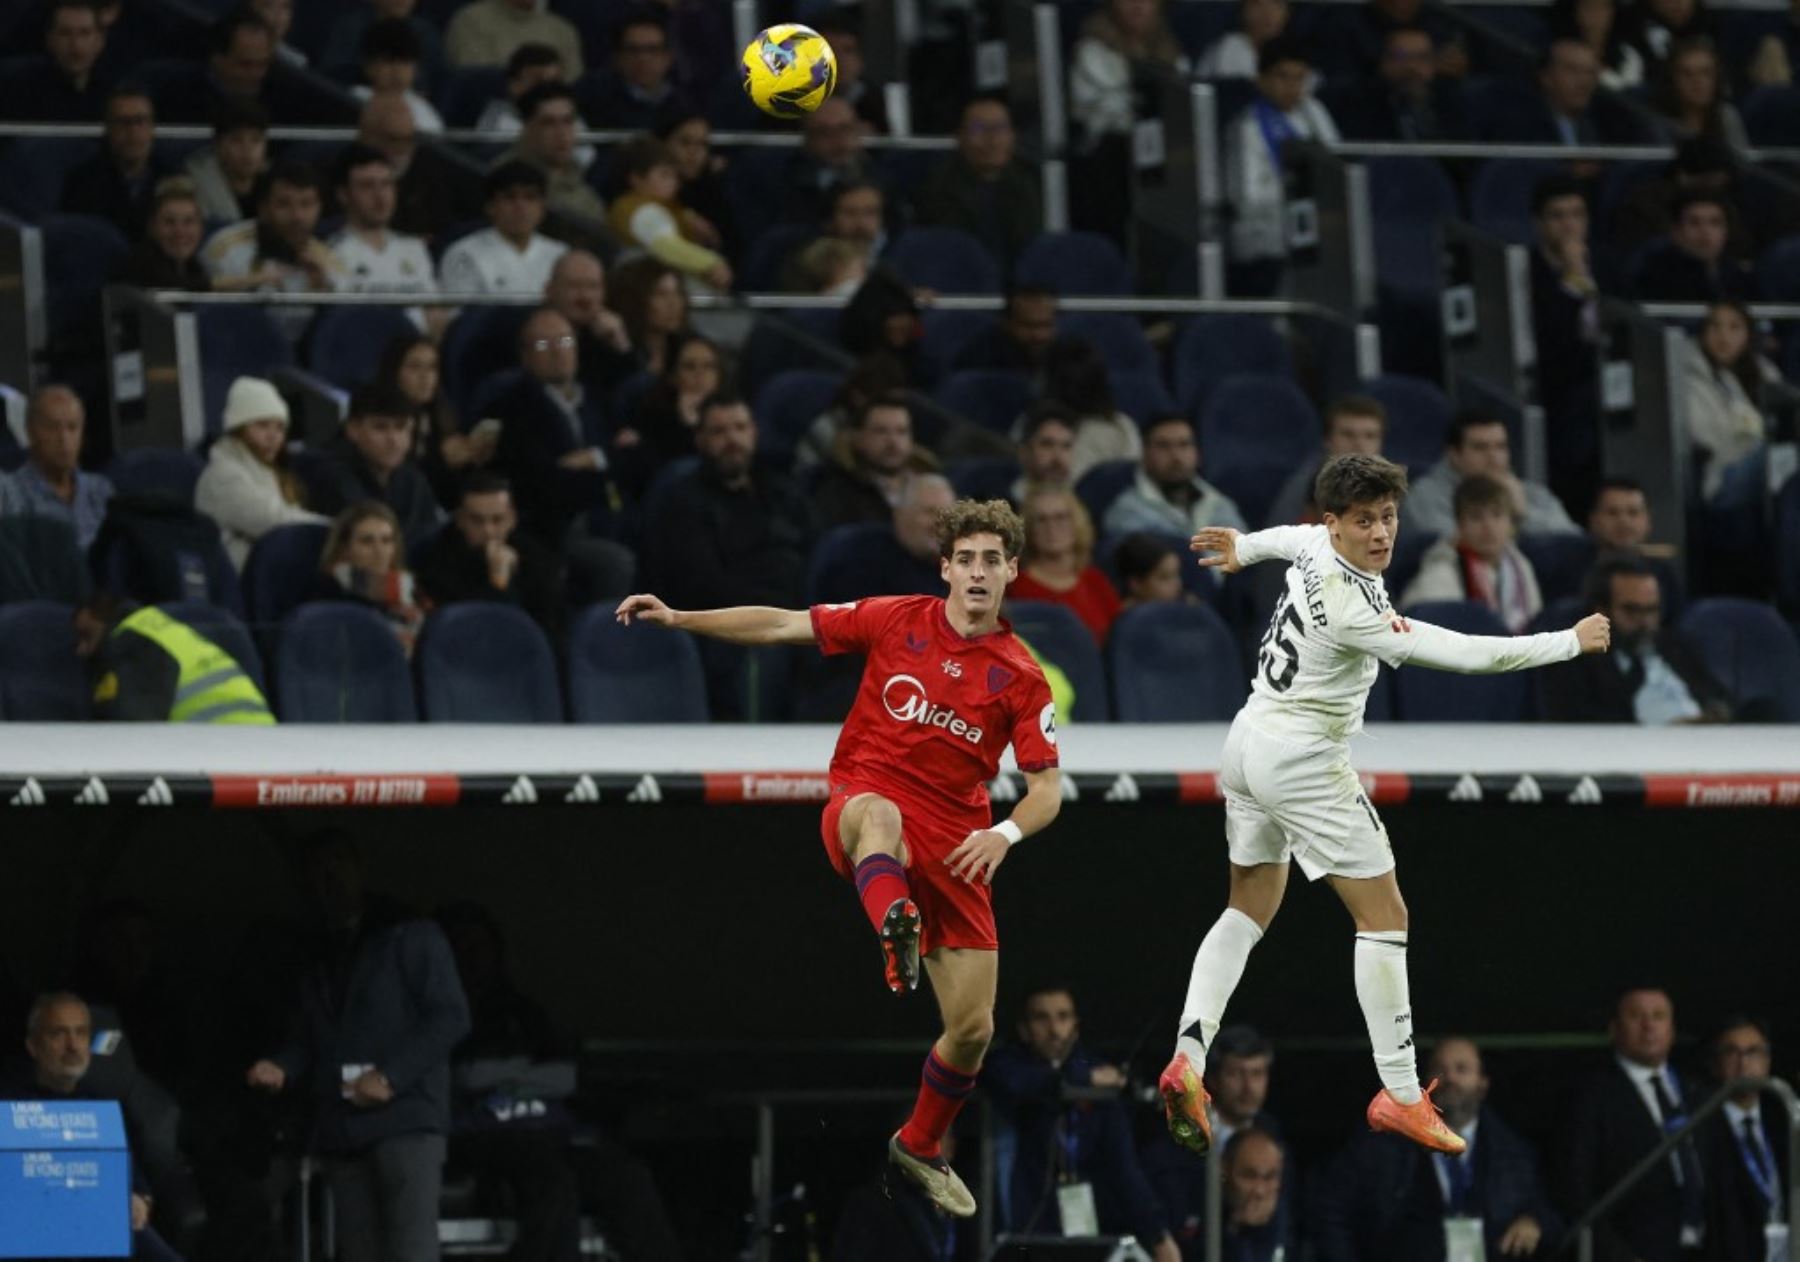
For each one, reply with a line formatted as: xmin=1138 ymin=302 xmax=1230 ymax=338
xmin=1538 ymin=629 xmax=1729 ymax=723
xmin=1491 ymin=96 xmax=1650 ymax=146
xmin=414 ymin=526 xmax=565 ymax=637
xmin=485 ymin=371 xmax=622 ymax=548
xmin=811 ymin=462 xmax=894 ymax=531
xmin=0 ymin=55 xmax=111 ymax=122
xmin=60 ymin=151 xmax=172 ymax=239
xmin=1560 ymin=1060 xmax=1703 ymax=1262
xmin=1699 ymin=1105 xmax=1790 ymax=1262
xmin=915 ymin=154 xmax=1043 ymax=271
xmin=646 ymin=462 xmax=811 ymax=609
xmin=1631 ymin=243 xmax=1761 ymax=304
xmin=1333 ymin=81 xmax=1472 ymax=143
xmin=303 ymin=436 xmax=444 ymax=549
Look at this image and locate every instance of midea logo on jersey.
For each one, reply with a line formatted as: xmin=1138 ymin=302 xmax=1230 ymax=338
xmin=881 ymin=674 xmax=984 ymax=743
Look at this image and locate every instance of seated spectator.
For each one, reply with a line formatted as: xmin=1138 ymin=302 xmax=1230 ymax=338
xmin=622 ymin=332 xmax=722 ymax=492
xmin=504 ymin=83 xmax=604 ymax=224
xmin=1550 ymin=0 xmax=1645 ymax=89
xmin=155 ymin=11 xmax=291 ymax=125
xmin=1266 ymin=394 xmax=1387 ymax=527
xmin=1068 ymin=0 xmax=1189 ymax=237
xmin=250 ymin=0 xmax=302 ymax=66
xmin=0 ymin=384 xmax=114 ymax=552
xmin=1699 ymin=1017 xmax=1785 ymax=1258
xmin=1103 ymin=414 xmax=1246 ymax=539
xmin=348 ymin=17 xmax=442 ymax=133
xmin=183 ymin=98 xmax=269 ymax=226
xmin=446 ymin=0 xmax=583 ymax=76
xmin=1400 ymin=473 xmax=1545 ymax=631
xmin=789 ymin=180 xmax=889 ymax=284
xmin=981 ymin=985 xmax=1180 ymax=1259
xmin=1624 ymin=0 xmax=1716 ymax=82
xmin=1224 ymin=38 xmax=1338 ymax=296
xmin=328 ymin=143 xmax=438 ymax=299
xmin=1681 ymin=299 xmax=1776 ymax=501
xmin=657 ymin=109 xmax=735 ymax=259
xmin=1588 ymin=477 xmax=1653 ymax=552
xmin=812 ymin=12 xmax=886 ymax=130
xmin=1214 ymin=1130 xmax=1290 ymax=1262
xmin=313 ymin=502 xmax=425 ymax=654
xmin=305 ymin=384 xmax=443 ymax=548
xmin=320 ymin=0 xmax=445 ymax=94
xmin=1406 ymin=412 xmax=1579 ymax=537
xmin=580 ymin=11 xmax=689 ymax=130
xmin=813 ymin=392 xmax=935 ymax=530
xmin=1115 ymin=533 xmax=1188 ymax=608
xmin=1334 ymin=26 xmax=1471 ymax=142
xmin=1312 ymin=1037 xmax=1558 ymax=1259
xmin=118 ymin=177 xmax=211 ymax=290
xmin=1336 ymin=0 xmax=1467 ymax=80
xmin=358 ymin=89 xmax=471 ymax=245
xmin=609 ymin=256 xmax=691 ymax=377
xmin=416 ymin=474 xmax=564 ymax=634
xmin=439 ymin=161 xmax=568 ymax=296
xmin=840 ymin=268 xmax=928 ymax=386
xmin=1611 ymin=137 xmax=1795 ymax=262
xmin=1651 ymin=36 xmax=1747 ymax=147
xmin=605 ymin=137 xmax=731 ymax=290
xmin=376 ymin=332 xmax=480 ymax=494
xmin=1503 ymin=38 xmax=1648 ymax=144
xmin=1745 ymin=0 xmax=1800 ymax=85
xmin=1046 ymin=339 xmax=1144 ymax=481
xmin=1198 ymin=0 xmax=1296 ymax=80
xmin=61 ymin=87 xmax=170 ymax=239
xmin=1013 ymin=400 xmax=1078 ymax=503
xmin=793 ymin=352 xmax=911 ymax=473
xmin=779 ymin=97 xmax=887 ymax=227
xmin=479 ymin=43 xmax=599 ymax=177
xmin=1529 ymin=175 xmax=1602 ymax=504
xmin=789 ymin=237 xmax=869 ymax=298
xmin=916 ymin=97 xmax=1043 ymax=271
xmin=194 ymin=376 xmax=327 ymax=569
xmin=647 ymin=393 xmax=812 ymax=611
xmin=1008 ymin=486 xmax=1123 ymax=645
xmin=1540 ymin=555 xmax=1730 ymax=721
xmin=876 ymin=473 xmax=959 ymax=596
xmin=0 ymin=0 xmax=112 ymax=122
xmin=953 ymin=287 xmax=1060 ymax=389
xmin=200 ymin=161 xmax=346 ymax=342
xmin=542 ymin=250 xmax=639 ymax=400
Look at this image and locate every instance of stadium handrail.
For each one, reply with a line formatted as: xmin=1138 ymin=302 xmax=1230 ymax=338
xmin=0 ymin=121 xmax=959 ymax=150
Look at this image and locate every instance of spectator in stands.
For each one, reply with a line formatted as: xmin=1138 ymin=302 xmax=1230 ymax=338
xmin=1650 ymin=37 xmax=1748 ymax=147
xmin=1338 ymin=0 xmax=1467 ymax=80
xmin=1540 ymin=555 xmax=1729 ymax=722
xmin=658 ymin=109 xmax=735 ymax=259
xmin=305 ymin=385 xmax=443 ymax=548
xmin=1683 ymin=299 xmax=1778 ymax=504
xmin=183 ymin=98 xmax=268 ymax=225
xmin=605 ymin=137 xmax=731 ymax=290
xmin=981 ymin=985 xmax=1180 ymax=1259
xmin=1633 ymin=190 xmax=1758 ymax=303
xmin=1335 ymin=25 xmax=1471 ymax=141
xmin=1115 ymin=534 xmax=1188 ymax=608
xmin=1046 ymin=339 xmax=1145 ymax=481
xmin=376 ymin=333 xmax=479 ymax=495
xmin=1401 ymin=473 xmax=1544 ymax=631
xmin=1013 ymin=400 xmax=1079 ymax=503
xmin=649 ymin=392 xmax=812 ymax=611
xmin=581 ymin=10 xmax=687 ymax=130
xmin=1623 ymin=0 xmax=1716 ymax=82
xmin=416 ymin=473 xmax=563 ymax=633
xmin=794 ymin=352 xmax=912 ymax=473
xmin=320 ymin=0 xmax=444 ymax=95
xmin=1266 ymin=394 xmax=1387 ymax=527
xmin=1550 ymin=0 xmax=1645 ymax=89
xmin=195 ymin=376 xmax=327 ymax=568
xmin=250 ymin=0 xmax=300 ymax=66
xmin=1208 ymin=1025 xmax=1282 ymax=1153
xmin=200 ymin=160 xmax=346 ymax=339
xmin=609 ymin=256 xmax=691 ymax=376
xmin=1588 ymin=478 xmax=1653 ymax=551
xmin=813 ymin=12 xmax=886 ymax=131
xmin=446 ymin=0 xmax=583 ymax=76
xmin=840 ymin=268 xmax=928 ymax=385
xmin=1530 ymin=173 xmax=1602 ymax=436
xmin=61 ymin=87 xmax=170 ymax=239
xmin=801 ymin=180 xmax=889 ymax=279
xmin=1510 ymin=38 xmax=1649 ymax=144
xmin=118 ymin=177 xmax=210 ymax=291
xmin=1198 ymin=0 xmax=1296 ymax=79
xmin=1744 ymin=0 xmax=1800 ymax=84
xmin=1103 ymin=414 xmax=1246 ymax=540
xmin=1699 ymin=1017 xmax=1785 ymax=1256
xmin=1407 ymin=413 xmax=1580 ymax=538
xmin=543 ymin=250 xmax=638 ymax=398
xmin=247 ymin=832 xmax=470 ymax=1262
xmin=0 ymin=0 xmax=111 ymax=122
xmin=877 ymin=473 xmax=959 ymax=596
xmin=506 ymin=82 xmax=605 ymax=224
xmin=1069 ymin=0 xmax=1189 ymax=238
xmin=357 ymin=90 xmax=469 ymax=244
xmin=328 ymin=144 xmax=437 ymax=299
xmin=623 ymin=333 xmax=721 ymax=491
xmin=1007 ymin=486 xmax=1123 ymax=645
xmin=953 ymin=288 xmax=1060 ymax=391
xmin=789 ymin=237 xmax=869 ymax=299
xmin=478 ymin=44 xmax=570 ymax=142
xmin=1313 ymin=1036 xmax=1558 ymax=1260
xmin=916 ymin=97 xmax=1044 ymax=272
xmin=156 ymin=10 xmax=282 ymax=125
xmin=1563 ymin=986 xmax=1708 ymax=1260
xmin=78 ymin=595 xmax=274 ymax=722
xmin=780 ymin=97 xmax=885 ymax=227
xmin=813 ymin=392 xmax=934 ymax=530
xmin=439 ymin=161 xmax=568 ymax=295
xmin=0 ymin=385 xmax=114 ymax=552
xmin=314 ymin=502 xmax=425 ymax=654
xmin=1224 ymin=38 xmax=1339 ymax=296
xmin=350 ymin=17 xmax=443 ymax=133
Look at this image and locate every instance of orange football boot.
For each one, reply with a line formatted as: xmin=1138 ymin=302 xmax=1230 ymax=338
xmin=1367 ymin=1077 xmax=1467 ymax=1154
xmin=1158 ymin=1051 xmax=1214 ymax=1155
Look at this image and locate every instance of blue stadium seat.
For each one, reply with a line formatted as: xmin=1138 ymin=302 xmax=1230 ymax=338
xmin=0 ymin=601 xmax=89 ymax=720
xmin=107 ymin=449 xmax=204 ymax=506
xmin=156 ymin=601 xmax=265 ymax=692
xmin=196 ymin=306 xmax=293 ymax=434
xmin=275 ymin=602 xmax=417 ymax=722
xmin=1059 ymin=312 xmax=1158 ymax=376
xmin=306 ymin=307 xmax=420 ymax=391
xmin=886 ymin=227 xmax=1003 ymax=293
xmin=1367 ymin=158 xmax=1459 ymax=301
xmin=1678 ymin=597 xmax=1800 ymax=721
xmin=1384 ymin=529 xmax=1438 ymax=601
xmin=934 ymin=371 xmax=1034 ymax=434
xmin=738 ymin=222 xmax=813 ymax=291
xmin=1361 ymin=374 xmax=1451 ymax=471
xmin=752 ymin=369 xmax=843 ymax=462
xmin=1742 ymin=86 xmax=1800 ymax=146
xmin=0 ymin=138 xmax=100 ymax=220
xmin=1014 ymin=231 xmax=1133 ymax=296
xmin=738 ymin=307 xmax=842 ymax=397
xmin=1005 ymin=600 xmax=1111 ymax=721
xmin=1171 ymin=314 xmax=1293 ymax=413
xmin=41 ymin=214 xmax=132 ymax=338
xmin=948 ymin=456 xmax=1021 ymax=500
xmin=1469 ymin=159 xmax=1561 ymax=245
xmin=566 ymin=603 xmax=708 ymax=723
xmin=1756 ymin=237 xmax=1800 ymax=303
xmin=436 ymin=65 xmax=508 ymax=127
xmin=439 ymin=305 xmax=529 ymax=420
xmin=1108 ymin=603 xmax=1245 ymax=720
xmin=417 ymin=603 xmax=563 ymax=722
xmin=1109 ymin=370 xmax=1176 ymax=427
xmin=242 ymin=523 xmax=332 ymax=633
xmin=808 ymin=522 xmax=900 ymax=604
xmin=1075 ymin=459 xmax=1138 ymax=525
xmin=1198 ymin=376 xmax=1320 ymax=527
xmin=1517 ymin=532 xmax=1597 ymax=605
xmin=1391 ymin=601 xmax=1529 ymax=720
xmin=1778 ymin=475 xmax=1800 ymax=615
xmin=1467 ymin=77 xmax=1551 ymax=143
xmin=919 ymin=309 xmax=994 ymax=380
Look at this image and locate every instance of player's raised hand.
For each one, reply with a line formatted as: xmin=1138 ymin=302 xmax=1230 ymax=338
xmin=946 ymin=828 xmax=1011 ymax=885
xmin=615 ymin=593 xmax=678 ymax=627
xmin=1573 ymin=612 xmax=1611 ymax=654
xmin=1191 ymin=527 xmax=1243 ymax=573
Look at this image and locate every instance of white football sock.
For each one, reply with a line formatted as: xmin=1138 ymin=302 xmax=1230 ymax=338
xmin=1176 ymin=908 xmax=1264 ymax=1060
xmin=1355 ymin=931 xmax=1421 ymax=1104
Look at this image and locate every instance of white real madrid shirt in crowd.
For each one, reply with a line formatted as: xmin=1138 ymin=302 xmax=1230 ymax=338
xmin=438 ymin=227 xmax=568 ymax=295
xmin=330 ymin=226 xmax=439 ymax=296
xmin=201 ymin=219 xmax=348 ymax=343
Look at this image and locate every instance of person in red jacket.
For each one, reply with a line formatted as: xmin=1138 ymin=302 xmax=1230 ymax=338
xmin=1006 ymin=485 xmax=1122 ymax=644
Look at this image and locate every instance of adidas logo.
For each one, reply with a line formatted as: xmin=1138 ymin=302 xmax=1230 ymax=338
xmin=1506 ymin=774 xmax=1542 ymax=804
xmin=1104 ymin=773 xmax=1139 ymax=803
xmin=564 ymin=775 xmax=599 ymax=804
xmin=625 ymin=774 xmax=661 ymax=804
xmin=501 ymin=776 xmax=537 ymax=805
xmin=1447 ymin=773 xmax=1483 ymax=803
xmin=74 ymin=777 xmax=109 ymax=807
xmin=986 ymin=775 xmax=1019 ymax=804
xmin=1567 ymin=776 xmax=1602 ymax=806
xmin=1059 ymin=774 xmax=1080 ymax=802
xmin=9 ymin=777 xmax=45 ymax=807
xmin=137 ymin=778 xmax=173 ymax=807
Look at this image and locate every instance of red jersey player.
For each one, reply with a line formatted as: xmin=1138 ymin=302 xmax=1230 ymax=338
xmin=614 ymin=499 xmax=1062 ymax=1217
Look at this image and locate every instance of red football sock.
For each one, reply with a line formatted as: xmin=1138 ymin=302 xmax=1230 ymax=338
xmin=897 ymin=1048 xmax=978 ymax=1160
xmin=853 ymin=853 xmax=910 ymax=935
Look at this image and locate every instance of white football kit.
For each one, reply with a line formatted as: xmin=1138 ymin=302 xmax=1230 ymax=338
xmin=1221 ymin=525 xmax=1580 ymax=880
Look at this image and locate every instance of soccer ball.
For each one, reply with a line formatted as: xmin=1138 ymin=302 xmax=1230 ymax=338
xmin=741 ymin=24 xmax=838 ymax=118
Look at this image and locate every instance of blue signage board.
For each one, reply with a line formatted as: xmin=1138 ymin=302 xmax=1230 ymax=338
xmin=0 ymin=1100 xmax=131 ymax=1258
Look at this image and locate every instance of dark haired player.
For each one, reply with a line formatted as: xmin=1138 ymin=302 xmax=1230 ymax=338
xmin=615 ymin=498 xmax=1061 ymax=1217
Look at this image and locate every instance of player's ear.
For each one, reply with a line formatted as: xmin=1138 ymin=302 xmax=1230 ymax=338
xmin=940 ymin=555 xmax=951 ymax=583
xmin=1005 ymin=555 xmax=1019 ymax=582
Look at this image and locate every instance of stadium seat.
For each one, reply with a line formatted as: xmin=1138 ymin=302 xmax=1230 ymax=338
xmin=417 ymin=604 xmax=563 ymax=723
xmin=0 ymin=601 xmax=89 ymax=720
xmin=41 ymin=214 xmax=132 ymax=338
xmin=1361 ymin=374 xmax=1451 ymax=471
xmin=934 ymin=371 xmax=1034 ymax=434
xmin=1198 ymin=376 xmax=1320 ymax=527
xmin=1469 ymin=159 xmax=1562 ymax=245
xmin=107 ymin=449 xmax=204 ymax=506
xmin=1171 ymin=314 xmax=1293 ymax=413
xmin=1014 ymin=231 xmax=1133 ymax=296
xmin=1742 ymin=86 xmax=1800 ymax=146
xmin=808 ymin=522 xmax=899 ymax=604
xmin=1060 ymin=312 xmax=1158 ymax=376
xmin=156 ymin=601 xmax=266 ymax=693
xmin=275 ymin=602 xmax=417 ymax=722
xmin=440 ymin=306 xmax=530 ymax=420
xmin=947 ymin=457 xmax=1021 ymax=500
xmin=738 ymin=222 xmax=813 ymax=291
xmin=436 ymin=65 xmax=508 ymax=127
xmin=1390 ymin=601 xmax=1530 ymax=720
xmin=1005 ymin=600 xmax=1110 ymax=721
xmin=566 ymin=603 xmax=708 ymax=723
xmin=1366 ymin=158 xmax=1459 ymax=301
xmin=1756 ymin=237 xmax=1800 ymax=303
xmin=242 ymin=523 xmax=332 ymax=634
xmin=738 ymin=308 xmax=843 ymax=397
xmin=1467 ymin=77 xmax=1552 ymax=144
xmin=197 ymin=306 xmax=293 ymax=434
xmin=1678 ymin=597 xmax=1800 ymax=722
xmin=1517 ymin=533 xmax=1598 ymax=605
xmin=306 ymin=306 xmax=420 ymax=391
xmin=1108 ymin=371 xmax=1176 ymax=426
xmin=752 ymin=370 xmax=844 ymax=462
xmin=1075 ymin=459 xmax=1139 ymax=525
xmin=0 ymin=138 xmax=100 ymax=220
xmin=886 ymin=227 xmax=1003 ymax=293
xmin=1109 ymin=603 xmax=1245 ymax=720
xmin=1384 ymin=529 xmax=1438 ymax=601
xmin=918 ymin=309 xmax=994 ymax=380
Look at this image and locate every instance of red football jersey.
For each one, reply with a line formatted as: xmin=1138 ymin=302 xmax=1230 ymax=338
xmin=811 ymin=595 xmax=1060 ymax=819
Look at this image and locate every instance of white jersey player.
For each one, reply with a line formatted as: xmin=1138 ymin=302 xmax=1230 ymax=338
xmin=1156 ymin=453 xmax=1611 ymax=1157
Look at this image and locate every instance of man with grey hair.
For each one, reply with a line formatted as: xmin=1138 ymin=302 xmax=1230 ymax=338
xmin=542 ymin=250 xmax=637 ymax=398
xmin=0 ymin=385 xmax=114 ymax=551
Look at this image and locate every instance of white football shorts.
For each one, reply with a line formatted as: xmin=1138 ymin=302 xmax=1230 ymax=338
xmin=1219 ymin=715 xmax=1394 ymax=881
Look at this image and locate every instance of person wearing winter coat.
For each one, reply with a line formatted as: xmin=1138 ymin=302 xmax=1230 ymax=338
xmin=194 ymin=376 xmax=327 ymax=568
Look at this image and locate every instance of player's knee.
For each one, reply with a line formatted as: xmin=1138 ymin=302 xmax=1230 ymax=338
xmin=945 ymin=1011 xmax=995 ymax=1059
xmin=860 ymin=795 xmax=905 ymax=843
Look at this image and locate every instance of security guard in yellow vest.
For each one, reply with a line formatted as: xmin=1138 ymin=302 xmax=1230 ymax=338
xmin=91 ymin=606 xmax=275 ymax=724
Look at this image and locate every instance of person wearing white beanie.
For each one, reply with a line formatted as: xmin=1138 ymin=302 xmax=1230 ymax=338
xmin=195 ymin=377 xmax=329 ymax=569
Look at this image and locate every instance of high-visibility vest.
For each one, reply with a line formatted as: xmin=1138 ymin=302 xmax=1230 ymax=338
xmin=114 ymin=607 xmax=275 ymax=725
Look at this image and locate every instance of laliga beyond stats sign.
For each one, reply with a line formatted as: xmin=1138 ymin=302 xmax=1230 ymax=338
xmin=0 ymin=1100 xmax=131 ymax=1257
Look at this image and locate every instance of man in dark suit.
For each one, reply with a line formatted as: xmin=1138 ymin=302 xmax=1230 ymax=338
xmin=1312 ymin=1036 xmax=1559 ymax=1260
xmin=1333 ymin=26 xmax=1471 ymax=142
xmin=1562 ymin=986 xmax=1709 ymax=1262
xmin=415 ymin=474 xmax=565 ymax=636
xmin=0 ymin=0 xmax=113 ymax=121
xmin=1699 ymin=1017 xmax=1787 ymax=1261
xmin=60 ymin=86 xmax=171 ymax=239
xmin=577 ymin=11 xmax=691 ymax=131
xmin=1495 ymin=39 xmax=1648 ymax=145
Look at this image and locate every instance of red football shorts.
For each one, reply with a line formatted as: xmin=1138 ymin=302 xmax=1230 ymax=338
xmin=821 ymin=783 xmax=998 ymax=954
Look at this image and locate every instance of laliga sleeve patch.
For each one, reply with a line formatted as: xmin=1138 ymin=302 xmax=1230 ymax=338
xmin=1039 ymin=701 xmax=1058 ymax=746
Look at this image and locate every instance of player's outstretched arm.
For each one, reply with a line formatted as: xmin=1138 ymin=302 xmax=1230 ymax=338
xmin=1373 ymin=610 xmax=1610 ymax=675
xmin=613 ymin=594 xmax=817 ymax=646
xmin=945 ymin=767 xmax=1062 ymax=886
xmin=1192 ymin=524 xmax=1319 ymax=574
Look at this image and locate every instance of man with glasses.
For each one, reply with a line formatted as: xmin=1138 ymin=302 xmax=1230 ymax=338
xmin=1699 ymin=1018 xmax=1788 ymax=1261
xmin=917 ymin=97 xmax=1043 ymax=270
xmin=61 ymin=86 xmax=170 ymax=237
xmin=581 ymin=12 xmax=689 ymax=131
xmin=782 ymin=96 xmax=886 ymax=226
xmin=504 ymin=81 xmax=603 ymax=222
xmin=439 ymin=161 xmax=567 ymax=295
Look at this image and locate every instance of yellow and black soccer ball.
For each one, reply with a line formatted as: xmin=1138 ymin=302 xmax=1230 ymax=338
xmin=741 ymin=24 xmax=838 ymax=118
